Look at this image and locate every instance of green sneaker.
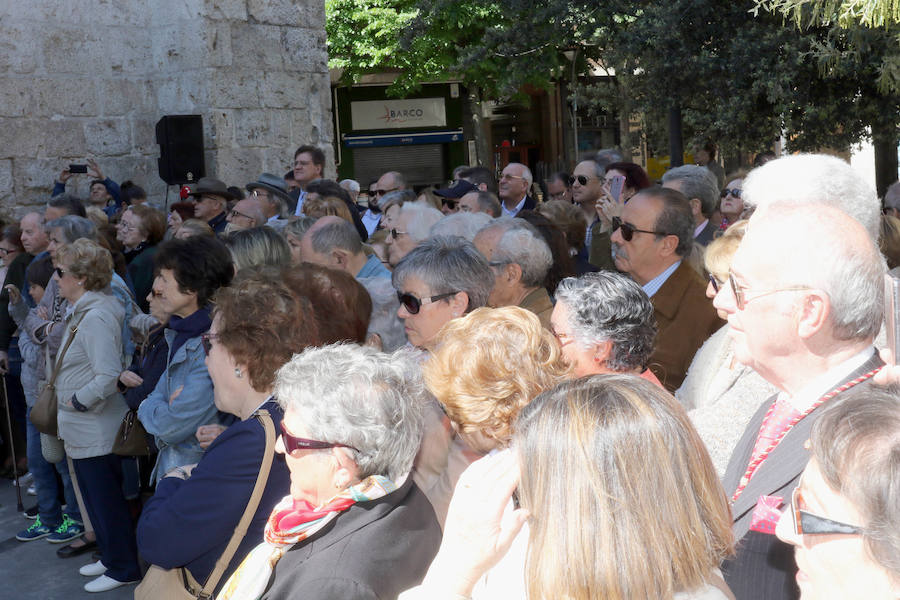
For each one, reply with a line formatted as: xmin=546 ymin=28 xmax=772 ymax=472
xmin=16 ymin=516 xmax=54 ymax=541
xmin=47 ymin=514 xmax=84 ymax=544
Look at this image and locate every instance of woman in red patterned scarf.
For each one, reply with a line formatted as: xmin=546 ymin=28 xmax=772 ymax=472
xmin=219 ymin=343 xmax=442 ymax=600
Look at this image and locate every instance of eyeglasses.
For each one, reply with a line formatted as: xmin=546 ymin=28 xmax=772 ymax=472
xmin=789 ymin=483 xmax=863 ymax=536
xmin=228 ymin=208 xmax=255 ymax=222
xmin=550 ymin=327 xmax=574 ymax=347
xmin=611 ymin=217 xmax=669 ymax=242
xmin=55 ymin=267 xmax=67 ymax=278
xmin=118 ymin=221 xmax=137 ymax=231
xmin=375 ymin=187 xmax=398 ymax=196
xmin=200 ymin=332 xmax=219 ymax=356
xmin=441 ymin=198 xmax=457 ymax=210
xmin=397 ymin=290 xmax=458 ymax=315
xmin=567 ymin=175 xmax=595 ymax=186
xmin=722 ymin=188 xmax=742 ymax=199
xmin=280 ymin=422 xmax=358 ymax=453
xmin=499 ymin=173 xmax=525 ymax=182
xmin=728 ymin=272 xmax=810 ymax=311
xmin=251 ymin=189 xmax=270 ymax=200
xmin=389 ymin=229 xmax=408 ymax=240
xmin=708 ymin=273 xmax=723 ymax=293
xmin=0 ymin=247 xmax=13 ymax=256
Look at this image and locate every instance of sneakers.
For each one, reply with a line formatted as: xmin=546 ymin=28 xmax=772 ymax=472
xmin=79 ymin=560 xmax=107 ymax=577
xmin=23 ymin=505 xmax=38 ymax=519
xmin=16 ymin=516 xmax=54 ymax=541
xmin=47 ymin=514 xmax=84 ymax=544
xmin=84 ymin=574 xmax=138 ymax=593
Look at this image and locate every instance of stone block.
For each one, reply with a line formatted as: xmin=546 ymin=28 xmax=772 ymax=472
xmin=156 ymin=75 xmax=206 ymax=113
xmin=0 ymin=24 xmax=39 ymax=74
xmin=30 ymin=78 xmax=100 ymax=117
xmin=247 ymin=0 xmax=301 ymax=26
xmin=202 ymin=22 xmax=233 ymax=68
xmin=269 ymin=110 xmax=293 ymax=149
xmin=283 ymin=28 xmax=327 ymax=73
xmin=0 ymin=160 xmax=13 ymax=196
xmin=150 ymin=22 xmax=207 ymax=72
xmin=148 ymin=0 xmax=204 ymax=26
xmin=84 ymin=118 xmax=132 ymax=155
xmin=0 ymin=80 xmax=30 ymax=117
xmin=208 ymin=110 xmax=235 ymax=147
xmin=213 ymin=148 xmax=264 ymax=184
xmin=9 ymin=119 xmax=88 ymax=158
xmin=262 ymin=146 xmax=291 ymax=175
xmin=41 ymin=28 xmax=109 ymax=75
xmin=208 ymin=69 xmax=260 ymax=109
xmin=235 ymin=109 xmax=270 ymax=147
xmin=203 ymin=0 xmax=248 ymax=21
xmin=16 ymin=157 xmax=70 ymax=191
xmin=260 ymin=71 xmax=307 ymax=109
xmin=131 ymin=116 xmax=160 ymax=155
xmin=230 ymin=23 xmax=283 ymax=70
xmin=100 ymin=79 xmax=155 ymax=116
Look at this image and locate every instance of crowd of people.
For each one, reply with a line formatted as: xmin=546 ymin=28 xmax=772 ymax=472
xmin=0 ymin=144 xmax=897 ymax=599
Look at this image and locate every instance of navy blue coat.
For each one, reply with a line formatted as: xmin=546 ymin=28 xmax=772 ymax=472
xmin=137 ymin=400 xmax=291 ymax=594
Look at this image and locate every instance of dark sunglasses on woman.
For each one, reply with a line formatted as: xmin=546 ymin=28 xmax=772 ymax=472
xmin=396 ymin=291 xmax=458 ymax=315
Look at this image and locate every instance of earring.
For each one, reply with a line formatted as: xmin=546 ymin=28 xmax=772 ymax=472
xmin=77 ymin=282 xmax=83 ymax=286
xmin=234 ymin=368 xmax=242 ymax=378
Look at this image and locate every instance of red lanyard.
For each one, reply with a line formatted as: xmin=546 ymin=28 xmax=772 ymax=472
xmin=731 ymin=365 xmax=882 ymax=502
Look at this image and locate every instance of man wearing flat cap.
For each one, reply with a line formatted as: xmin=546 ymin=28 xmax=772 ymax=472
xmin=247 ymin=173 xmax=292 ymax=224
xmin=434 ymin=179 xmax=478 ymax=215
xmin=188 ymin=177 xmax=234 ymax=235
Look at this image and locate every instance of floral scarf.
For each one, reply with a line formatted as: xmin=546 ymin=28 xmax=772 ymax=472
xmin=217 ymin=475 xmax=397 ymax=600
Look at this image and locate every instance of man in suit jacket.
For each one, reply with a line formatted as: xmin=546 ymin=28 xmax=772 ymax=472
xmin=662 ymin=164 xmax=720 ymax=248
xmin=713 ymin=202 xmax=886 ymax=600
xmin=611 ymin=186 xmax=723 ymax=392
xmin=498 ymin=163 xmax=536 ymax=217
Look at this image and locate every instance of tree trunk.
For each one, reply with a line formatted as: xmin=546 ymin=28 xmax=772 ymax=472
xmin=618 ymin=90 xmax=633 ymax=163
xmin=872 ymin=121 xmax=899 ymax=198
xmin=668 ymin=104 xmax=683 ymax=167
xmin=467 ymin=87 xmax=491 ymax=168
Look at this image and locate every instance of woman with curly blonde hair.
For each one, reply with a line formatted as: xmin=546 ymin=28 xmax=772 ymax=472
xmin=417 ymin=306 xmax=569 ymax=528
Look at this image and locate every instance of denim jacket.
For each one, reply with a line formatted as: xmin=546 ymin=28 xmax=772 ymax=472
xmin=137 ymin=330 xmax=229 ymax=482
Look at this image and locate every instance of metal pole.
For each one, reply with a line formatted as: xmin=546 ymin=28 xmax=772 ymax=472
xmin=1 ymin=374 xmax=24 ymax=512
xmin=572 ymin=50 xmax=579 ymax=162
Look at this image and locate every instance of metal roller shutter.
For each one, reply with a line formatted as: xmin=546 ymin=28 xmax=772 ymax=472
xmin=353 ymin=144 xmax=445 ymax=188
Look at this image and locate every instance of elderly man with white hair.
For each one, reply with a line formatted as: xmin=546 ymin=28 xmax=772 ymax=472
xmin=385 ymin=203 xmax=443 ymax=267
xmin=473 ymin=218 xmax=554 ymax=328
xmin=713 ymin=202 xmax=885 ymax=600
xmin=497 ymin=163 xmax=534 ymax=217
xmin=429 ymin=212 xmax=493 ymax=242
xmin=662 ymin=164 xmax=720 ymax=246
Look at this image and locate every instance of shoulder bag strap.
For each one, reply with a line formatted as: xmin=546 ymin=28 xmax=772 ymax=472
xmin=47 ymin=312 xmax=87 ymax=386
xmin=194 ymin=409 xmax=276 ymax=598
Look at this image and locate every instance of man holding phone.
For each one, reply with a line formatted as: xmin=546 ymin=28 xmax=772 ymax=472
xmin=52 ymin=158 xmax=121 ymax=217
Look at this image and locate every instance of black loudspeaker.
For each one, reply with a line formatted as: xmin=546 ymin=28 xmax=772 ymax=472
xmin=156 ymin=115 xmax=205 ymax=185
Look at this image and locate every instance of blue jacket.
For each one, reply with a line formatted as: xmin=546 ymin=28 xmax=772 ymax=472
xmin=137 ymin=319 xmax=231 ymax=482
xmin=137 ymin=401 xmax=291 ymax=594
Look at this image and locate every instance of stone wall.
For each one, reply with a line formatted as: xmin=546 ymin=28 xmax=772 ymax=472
xmin=0 ymin=0 xmax=332 ymax=216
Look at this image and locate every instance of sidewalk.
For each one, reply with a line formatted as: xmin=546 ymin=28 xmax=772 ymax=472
xmin=0 ymin=476 xmax=135 ymax=599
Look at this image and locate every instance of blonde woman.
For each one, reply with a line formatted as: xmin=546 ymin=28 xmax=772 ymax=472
xmin=406 ymin=374 xmax=735 ymax=600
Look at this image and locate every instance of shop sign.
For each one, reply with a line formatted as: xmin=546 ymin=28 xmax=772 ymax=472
xmin=351 ymin=98 xmax=447 ymax=130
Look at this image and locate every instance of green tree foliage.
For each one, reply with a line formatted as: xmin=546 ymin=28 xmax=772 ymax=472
xmin=755 ymin=0 xmax=900 ymax=27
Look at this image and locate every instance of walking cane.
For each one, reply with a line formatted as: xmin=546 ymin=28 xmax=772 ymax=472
xmin=1 ymin=374 xmax=25 ymax=512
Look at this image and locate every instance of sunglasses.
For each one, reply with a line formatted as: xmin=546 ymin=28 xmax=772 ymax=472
xmin=567 ymin=175 xmax=594 ymax=186
xmin=441 ymin=198 xmax=457 ymax=210
xmin=397 ymin=290 xmax=458 ymax=315
xmin=722 ymin=188 xmax=742 ymax=198
xmin=789 ymin=484 xmax=863 ymax=536
xmin=55 ymin=267 xmax=67 ymax=278
xmin=389 ymin=228 xmax=408 ymax=240
xmin=375 ymin=187 xmax=398 ymax=196
xmin=611 ymin=217 xmax=669 ymax=242
xmin=281 ymin=422 xmax=358 ymax=453
xmin=200 ymin=332 xmax=219 ymax=356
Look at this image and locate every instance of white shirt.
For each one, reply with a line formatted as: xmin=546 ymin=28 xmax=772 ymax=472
xmin=781 ymin=346 xmax=876 ymax=413
xmin=694 ymin=219 xmax=709 ymax=238
xmin=361 ymin=209 xmax=381 ymax=238
xmin=501 ymin=196 xmax=527 ymax=218
xmin=641 ymin=260 xmax=682 ymax=298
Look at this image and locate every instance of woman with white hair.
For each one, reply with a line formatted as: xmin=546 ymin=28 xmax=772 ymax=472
xmin=218 ymin=343 xmax=442 ymax=600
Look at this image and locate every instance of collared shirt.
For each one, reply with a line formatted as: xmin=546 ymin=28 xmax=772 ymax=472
xmin=292 ymin=190 xmax=308 ymax=216
xmin=585 ymin=216 xmax=600 ymax=250
xmin=356 ymin=253 xmax=391 ymax=280
xmin=361 ymin=210 xmax=381 ymax=238
xmin=780 ymin=346 xmax=876 ymax=413
xmin=694 ymin=219 xmax=709 ymax=238
xmin=641 ymin=260 xmax=682 ymax=298
xmin=501 ymin=195 xmax=527 ymax=218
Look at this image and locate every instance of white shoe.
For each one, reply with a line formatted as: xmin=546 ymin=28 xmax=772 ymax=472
xmin=26 ymin=485 xmax=36 ymax=496
xmin=84 ymin=574 xmax=137 ymax=593
xmin=79 ymin=560 xmax=106 ymax=577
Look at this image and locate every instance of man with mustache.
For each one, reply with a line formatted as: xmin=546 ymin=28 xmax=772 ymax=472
xmin=610 ymin=186 xmax=722 ymax=392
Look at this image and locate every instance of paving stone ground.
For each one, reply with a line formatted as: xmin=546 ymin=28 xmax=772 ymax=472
xmin=0 ymin=474 xmax=135 ymax=599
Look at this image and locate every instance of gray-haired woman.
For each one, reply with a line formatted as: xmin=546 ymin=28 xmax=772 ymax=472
xmin=392 ymin=235 xmax=494 ymax=350
xmin=218 ymin=343 xmax=442 ymax=600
